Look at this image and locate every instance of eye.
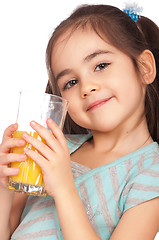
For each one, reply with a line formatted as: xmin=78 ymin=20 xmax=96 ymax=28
xmin=63 ymin=79 xmax=78 ymax=90
xmin=95 ymin=63 xmax=110 ymax=71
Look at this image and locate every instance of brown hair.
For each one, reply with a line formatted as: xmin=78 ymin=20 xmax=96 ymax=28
xmin=45 ymin=4 xmax=159 ymax=143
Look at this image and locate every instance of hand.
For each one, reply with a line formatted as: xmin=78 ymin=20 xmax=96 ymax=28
xmin=22 ymin=118 xmax=74 ymax=198
xmin=0 ymin=124 xmax=26 ymax=189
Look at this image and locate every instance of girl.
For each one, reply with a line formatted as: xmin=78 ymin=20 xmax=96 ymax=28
xmin=0 ymin=4 xmax=159 ymax=240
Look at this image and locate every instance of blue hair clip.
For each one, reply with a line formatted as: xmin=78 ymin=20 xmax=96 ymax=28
xmin=123 ymin=2 xmax=143 ymax=22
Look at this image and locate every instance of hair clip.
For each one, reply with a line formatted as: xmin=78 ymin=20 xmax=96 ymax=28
xmin=123 ymin=2 xmax=143 ymax=22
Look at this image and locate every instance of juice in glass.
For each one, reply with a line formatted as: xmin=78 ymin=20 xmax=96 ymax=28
xmin=8 ymin=131 xmax=46 ymax=196
xmin=8 ymin=91 xmax=68 ymax=196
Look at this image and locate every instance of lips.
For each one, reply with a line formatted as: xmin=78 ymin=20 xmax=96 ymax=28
xmin=87 ymin=97 xmax=112 ymax=111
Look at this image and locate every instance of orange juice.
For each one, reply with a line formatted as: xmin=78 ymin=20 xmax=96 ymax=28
xmin=8 ymin=131 xmax=46 ymax=196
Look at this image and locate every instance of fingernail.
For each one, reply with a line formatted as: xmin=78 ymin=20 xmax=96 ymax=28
xmin=14 ymin=168 xmax=20 ymax=173
xmin=20 ymin=154 xmax=27 ymax=160
xmin=47 ymin=118 xmax=52 ymax=123
xmin=22 ymin=132 xmax=29 ymax=138
xmin=24 ymin=147 xmax=29 ymax=152
xmin=12 ymin=123 xmax=18 ymax=130
xmin=19 ymin=139 xmax=25 ymax=144
xmin=30 ymin=121 xmax=37 ymax=126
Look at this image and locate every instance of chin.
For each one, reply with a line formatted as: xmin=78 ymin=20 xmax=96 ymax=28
xmin=92 ymin=122 xmax=119 ymax=133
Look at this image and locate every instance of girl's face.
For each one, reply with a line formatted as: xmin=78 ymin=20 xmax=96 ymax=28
xmin=51 ymin=28 xmax=146 ymax=133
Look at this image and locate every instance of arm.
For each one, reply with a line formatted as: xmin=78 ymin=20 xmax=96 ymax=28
xmin=55 ymin=194 xmax=159 ymax=240
xmin=0 ymin=124 xmax=28 ymax=239
xmin=54 ymin=184 xmax=101 ymax=240
xmin=0 ymin=187 xmax=14 ymax=239
xmin=0 ymin=189 xmax=28 ymax=239
xmin=22 ymin=119 xmax=101 ymax=240
xmin=10 ymin=193 xmax=28 ymax=234
xmin=110 ymin=197 xmax=159 ymax=240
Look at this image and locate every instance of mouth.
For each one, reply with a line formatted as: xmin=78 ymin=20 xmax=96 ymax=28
xmin=87 ymin=97 xmax=112 ymax=111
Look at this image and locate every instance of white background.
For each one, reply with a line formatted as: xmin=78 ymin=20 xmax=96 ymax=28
xmin=0 ymin=0 xmax=159 ymax=140
xmin=0 ymin=1 xmax=159 ymax=238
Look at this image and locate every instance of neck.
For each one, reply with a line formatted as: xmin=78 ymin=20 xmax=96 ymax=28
xmin=91 ymin=117 xmax=153 ymax=154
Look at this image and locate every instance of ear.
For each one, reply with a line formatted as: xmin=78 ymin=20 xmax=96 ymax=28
xmin=138 ymin=50 xmax=156 ymax=85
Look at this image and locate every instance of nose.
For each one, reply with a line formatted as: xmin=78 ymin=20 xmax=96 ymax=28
xmin=81 ymin=82 xmax=100 ymax=98
xmin=83 ymin=88 xmax=96 ymax=98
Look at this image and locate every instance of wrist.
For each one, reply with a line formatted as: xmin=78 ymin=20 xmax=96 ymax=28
xmin=53 ymin=179 xmax=77 ymax=202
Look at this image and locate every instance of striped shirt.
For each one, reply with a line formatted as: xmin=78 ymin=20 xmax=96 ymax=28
xmin=11 ymin=135 xmax=159 ymax=240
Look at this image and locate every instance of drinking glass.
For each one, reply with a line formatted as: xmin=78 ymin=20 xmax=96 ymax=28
xmin=8 ymin=91 xmax=68 ymax=196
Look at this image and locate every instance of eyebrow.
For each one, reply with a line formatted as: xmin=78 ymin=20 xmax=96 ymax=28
xmin=83 ymin=50 xmax=112 ymax=62
xmin=55 ymin=50 xmax=112 ymax=82
xmin=55 ymin=69 xmax=72 ymax=82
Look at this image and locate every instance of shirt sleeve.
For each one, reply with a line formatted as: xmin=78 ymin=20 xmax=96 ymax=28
xmin=66 ymin=133 xmax=92 ymax=154
xmin=123 ymin=153 xmax=159 ymax=212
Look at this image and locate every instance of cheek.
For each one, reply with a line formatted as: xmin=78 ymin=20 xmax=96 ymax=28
xmin=119 ymin=79 xmax=145 ymax=110
xmin=68 ymin=104 xmax=79 ymax=120
xmin=61 ymin=91 xmax=80 ymax=114
xmin=67 ymin=101 xmax=87 ymax=127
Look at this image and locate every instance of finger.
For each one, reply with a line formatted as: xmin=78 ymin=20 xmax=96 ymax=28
xmin=2 ymin=123 xmax=18 ymax=141
xmin=46 ymin=118 xmax=68 ymax=148
xmin=24 ymin=148 xmax=48 ymax=171
xmin=30 ymin=121 xmax=61 ymax=152
xmin=0 ymin=153 xmax=27 ymax=165
xmin=22 ymin=132 xmax=54 ymax=160
xmin=0 ymin=137 xmax=26 ymax=153
xmin=0 ymin=165 xmax=20 ymax=177
xmin=30 ymin=120 xmax=67 ymax=152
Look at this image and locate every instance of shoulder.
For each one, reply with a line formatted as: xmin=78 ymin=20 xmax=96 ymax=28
xmin=111 ymin=143 xmax=159 ymax=239
xmin=120 ymin=142 xmax=159 ymax=212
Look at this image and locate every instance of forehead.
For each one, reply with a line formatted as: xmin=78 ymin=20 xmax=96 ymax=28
xmin=54 ymin=24 xmax=115 ymax=51
xmin=51 ymin=27 xmax=113 ymax=67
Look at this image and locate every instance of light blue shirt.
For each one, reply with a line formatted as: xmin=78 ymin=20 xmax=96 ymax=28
xmin=11 ymin=135 xmax=159 ymax=240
